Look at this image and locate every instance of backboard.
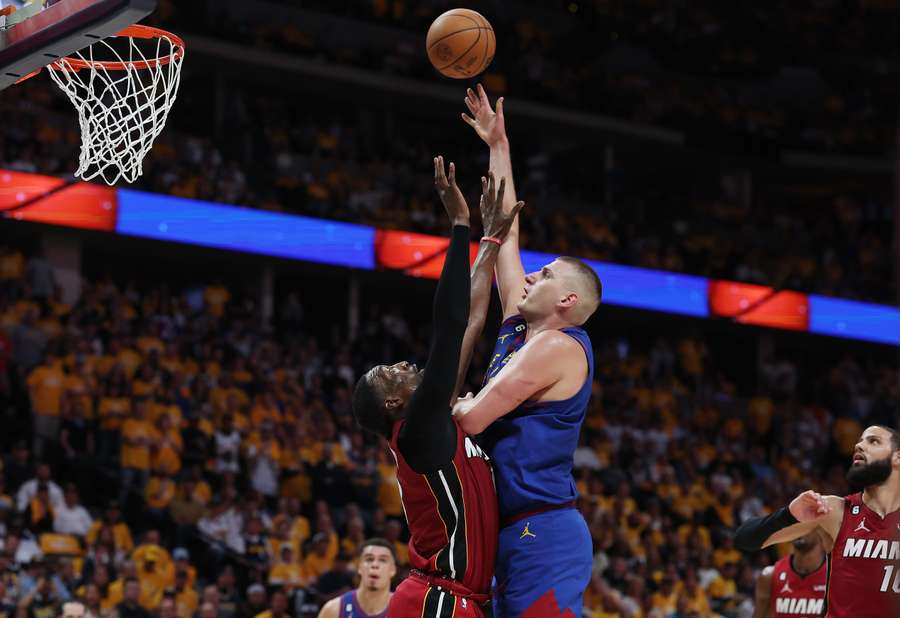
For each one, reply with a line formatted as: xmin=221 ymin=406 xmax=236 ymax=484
xmin=0 ymin=0 xmax=156 ymax=90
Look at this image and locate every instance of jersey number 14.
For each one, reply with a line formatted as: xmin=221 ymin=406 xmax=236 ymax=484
xmin=880 ymin=566 xmax=900 ymax=593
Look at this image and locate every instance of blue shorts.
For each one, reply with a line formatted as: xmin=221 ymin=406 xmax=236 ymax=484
xmin=492 ymin=508 xmax=592 ymax=618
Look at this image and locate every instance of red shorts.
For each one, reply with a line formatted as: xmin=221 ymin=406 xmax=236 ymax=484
xmin=388 ymin=575 xmax=487 ymax=618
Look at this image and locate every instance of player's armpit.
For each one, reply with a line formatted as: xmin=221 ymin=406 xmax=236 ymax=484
xmin=453 ymin=330 xmax=573 ymax=434
xmin=753 ymin=566 xmax=774 ymax=618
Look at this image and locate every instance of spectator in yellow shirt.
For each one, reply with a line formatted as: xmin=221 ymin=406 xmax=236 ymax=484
xmin=708 ymin=562 xmax=738 ymax=605
xmin=383 ymin=520 xmax=408 ymax=568
xmin=650 ymin=575 xmax=679 ymax=614
xmin=302 ymin=533 xmax=334 ymax=580
xmin=151 ymin=415 xmax=183 ymax=476
xmin=145 ymin=474 xmax=176 ymax=516
xmin=27 ymin=352 xmax=65 ymax=457
xmin=134 ymin=547 xmax=169 ymax=609
xmin=172 ymin=569 xmax=198 ymax=618
xmin=170 ymin=548 xmax=197 ymax=589
xmin=120 ymin=400 xmax=155 ymax=504
xmin=86 ymin=501 xmax=134 ymax=553
xmin=712 ymin=535 xmax=742 ymax=570
xmin=252 ymin=589 xmax=289 ymax=618
xmin=679 ymin=570 xmax=711 ymax=615
xmin=204 ymin=283 xmax=230 ymax=318
xmin=268 ymin=544 xmax=306 ymax=592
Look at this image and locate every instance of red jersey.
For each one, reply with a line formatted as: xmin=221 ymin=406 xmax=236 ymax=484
xmin=769 ymin=554 xmax=827 ymax=617
xmin=825 ymin=492 xmax=900 ymax=618
xmin=389 ymin=419 xmax=498 ymax=596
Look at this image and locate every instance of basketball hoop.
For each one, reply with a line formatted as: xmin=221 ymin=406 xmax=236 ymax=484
xmin=44 ymin=24 xmax=185 ymax=186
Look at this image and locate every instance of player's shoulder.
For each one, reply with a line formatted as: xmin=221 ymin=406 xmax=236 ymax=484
xmin=317 ymin=595 xmax=343 ymax=618
xmin=527 ymin=328 xmax=582 ymax=351
xmin=522 ymin=330 xmax=585 ymax=367
xmin=824 ymin=494 xmax=849 ymax=509
xmin=759 ymin=564 xmax=776 ymax=580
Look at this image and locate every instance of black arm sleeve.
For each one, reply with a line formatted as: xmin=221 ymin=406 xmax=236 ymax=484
xmin=734 ymin=507 xmax=799 ymax=552
xmin=398 ymin=225 xmax=470 ymax=473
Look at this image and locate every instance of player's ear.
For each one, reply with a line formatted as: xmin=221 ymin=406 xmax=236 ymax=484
xmin=384 ymin=395 xmax=402 ymax=410
xmin=559 ymin=292 xmax=578 ymax=308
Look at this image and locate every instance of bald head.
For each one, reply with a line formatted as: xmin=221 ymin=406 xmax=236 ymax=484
xmin=558 ymin=257 xmax=602 ymax=325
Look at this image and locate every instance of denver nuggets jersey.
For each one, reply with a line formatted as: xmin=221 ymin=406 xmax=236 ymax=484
xmin=769 ymin=555 xmax=827 ymax=617
xmin=480 ymin=315 xmax=594 ymax=519
xmin=338 ymin=591 xmax=387 ymax=618
xmin=825 ymin=493 xmax=900 ymax=617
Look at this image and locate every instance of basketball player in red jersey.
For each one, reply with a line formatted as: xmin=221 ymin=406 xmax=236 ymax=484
xmin=736 ymin=424 xmax=900 ymax=617
xmin=753 ymin=531 xmax=827 ymax=618
xmin=352 ymin=156 xmax=522 ymax=618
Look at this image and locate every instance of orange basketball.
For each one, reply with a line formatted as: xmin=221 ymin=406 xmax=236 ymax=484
xmin=426 ymin=9 xmax=495 ymax=79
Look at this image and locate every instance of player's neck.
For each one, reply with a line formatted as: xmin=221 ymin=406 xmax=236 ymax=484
xmin=862 ymin=475 xmax=900 ymax=517
xmin=355 ymin=586 xmax=390 ymax=614
xmin=792 ymin=551 xmax=824 ymax=576
xmin=524 ymin=314 xmax=569 ymax=341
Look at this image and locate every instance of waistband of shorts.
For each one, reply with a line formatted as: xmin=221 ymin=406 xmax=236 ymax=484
xmin=408 ymin=569 xmax=491 ymax=605
xmin=501 ymin=500 xmax=577 ymax=528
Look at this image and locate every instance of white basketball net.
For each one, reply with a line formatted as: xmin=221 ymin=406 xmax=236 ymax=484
xmin=47 ymin=29 xmax=184 ymax=186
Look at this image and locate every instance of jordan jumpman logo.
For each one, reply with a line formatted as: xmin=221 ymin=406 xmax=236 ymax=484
xmin=520 ymin=522 xmax=536 ymax=539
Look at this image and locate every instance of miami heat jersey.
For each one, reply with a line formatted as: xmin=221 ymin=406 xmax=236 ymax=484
xmin=338 ymin=591 xmax=387 ymax=618
xmin=825 ymin=492 xmax=900 ymax=617
xmin=769 ymin=555 xmax=827 ymax=617
xmin=389 ymin=419 xmax=498 ymax=596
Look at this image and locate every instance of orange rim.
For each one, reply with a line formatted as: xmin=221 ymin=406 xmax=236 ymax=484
xmin=49 ymin=24 xmax=184 ymax=72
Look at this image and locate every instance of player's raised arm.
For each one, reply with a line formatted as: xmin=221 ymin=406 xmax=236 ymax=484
xmin=463 ymin=84 xmax=525 ymax=320
xmin=453 ymin=329 xmax=583 ymax=435
xmin=735 ymin=490 xmax=843 ymax=551
xmin=453 ymin=172 xmax=524 ymax=397
xmin=397 ymin=157 xmax=471 ymax=472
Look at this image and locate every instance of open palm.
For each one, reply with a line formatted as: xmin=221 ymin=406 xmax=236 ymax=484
xmin=462 ymin=84 xmax=507 ymax=146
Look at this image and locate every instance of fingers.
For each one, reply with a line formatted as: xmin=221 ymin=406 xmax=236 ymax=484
xmin=434 ymin=155 xmax=446 ymax=186
xmin=496 ymin=96 xmax=505 ymax=117
xmin=466 ymin=87 xmax=478 ymax=107
xmin=477 ymin=83 xmax=489 ymax=106
xmin=479 ymin=194 xmax=485 ymax=213
xmin=448 ymin=162 xmax=456 ymax=184
xmin=465 ymin=88 xmax=479 ymax=112
xmin=809 ymin=492 xmax=829 ymax=514
xmin=481 ymin=175 xmax=488 ymax=195
xmin=487 ymin=171 xmax=495 ymax=197
xmin=496 ymin=176 xmax=506 ymax=206
xmin=461 ymin=113 xmax=476 ymax=128
xmin=511 ymin=201 xmax=525 ymax=218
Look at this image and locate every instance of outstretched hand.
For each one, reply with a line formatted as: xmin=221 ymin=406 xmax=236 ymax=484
xmin=480 ymin=172 xmax=523 ymax=241
xmin=789 ymin=490 xmax=832 ymax=522
xmin=434 ymin=155 xmax=469 ymax=226
xmin=462 ymin=84 xmax=507 ymax=147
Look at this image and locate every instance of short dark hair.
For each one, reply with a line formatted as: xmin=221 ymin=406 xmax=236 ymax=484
xmin=874 ymin=425 xmax=900 ymax=451
xmin=558 ymin=256 xmax=602 ymax=304
xmin=352 ymin=373 xmax=390 ymax=437
xmin=558 ymin=256 xmax=602 ymax=324
xmin=359 ymin=537 xmax=397 ymax=563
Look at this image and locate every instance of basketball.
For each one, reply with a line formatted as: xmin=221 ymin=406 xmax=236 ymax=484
xmin=426 ymin=9 xmax=495 ymax=79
